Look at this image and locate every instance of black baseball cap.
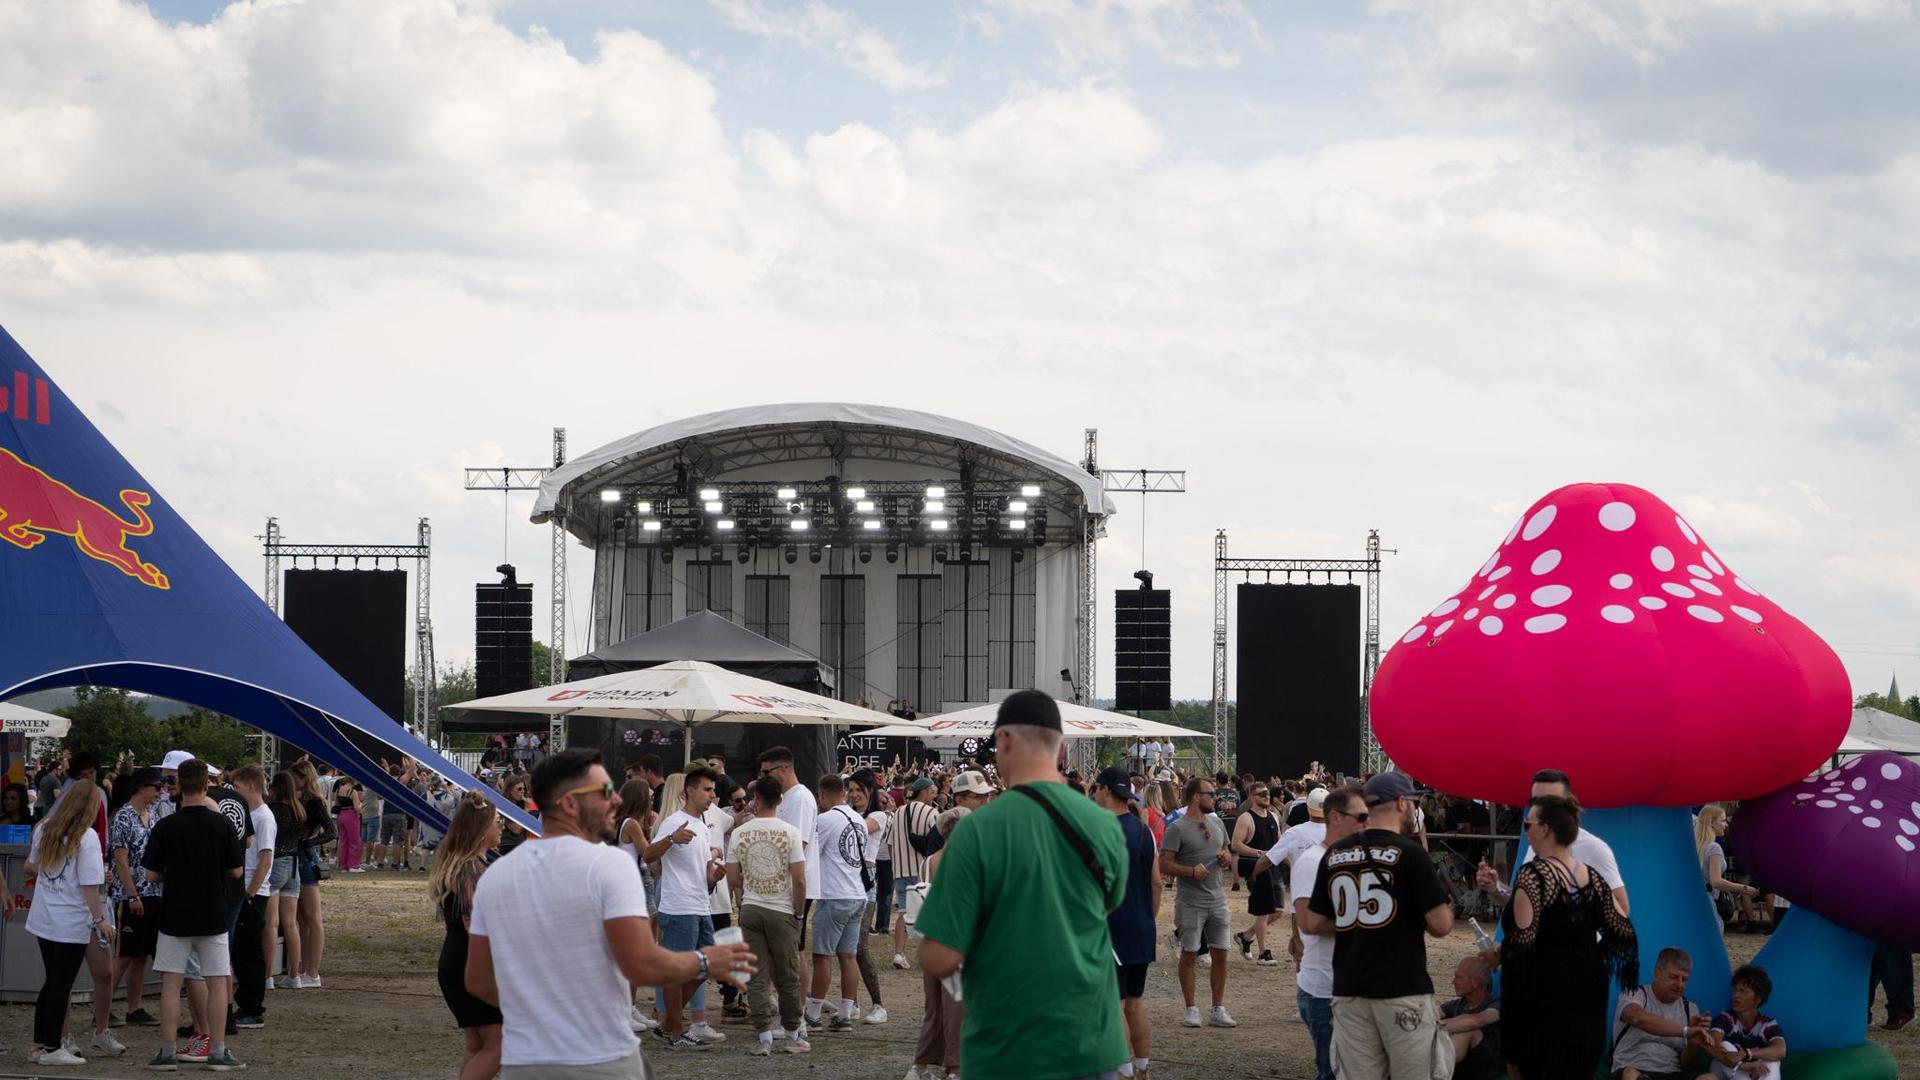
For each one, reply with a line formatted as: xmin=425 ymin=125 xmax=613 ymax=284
xmin=993 ymin=689 xmax=1062 ymax=732
xmin=1363 ymin=771 xmax=1416 ymax=806
xmin=1093 ymin=765 xmax=1136 ymax=802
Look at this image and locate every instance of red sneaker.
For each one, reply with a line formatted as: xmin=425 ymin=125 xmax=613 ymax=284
xmin=177 ymin=1034 xmax=212 ymax=1063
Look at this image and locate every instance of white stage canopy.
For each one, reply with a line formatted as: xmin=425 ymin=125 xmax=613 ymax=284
xmin=860 ymin=700 xmax=1208 ymax=741
xmin=0 ymin=701 xmax=69 ymax=738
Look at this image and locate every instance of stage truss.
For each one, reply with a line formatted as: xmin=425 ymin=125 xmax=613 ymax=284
xmin=260 ymin=519 xmax=435 ymax=760
xmin=1210 ymin=529 xmax=1389 ymax=773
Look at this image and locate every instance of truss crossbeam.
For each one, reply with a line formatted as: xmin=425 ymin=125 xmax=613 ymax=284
xmin=1101 ymin=469 xmax=1186 ymax=493
xmin=264 ymin=543 xmax=429 ymax=560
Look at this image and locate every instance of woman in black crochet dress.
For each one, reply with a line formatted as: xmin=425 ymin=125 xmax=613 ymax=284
xmin=1499 ymin=794 xmax=1639 ymax=1080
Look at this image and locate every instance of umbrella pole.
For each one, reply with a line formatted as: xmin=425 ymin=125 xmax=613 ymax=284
xmin=683 ymin=718 xmax=695 ymax=769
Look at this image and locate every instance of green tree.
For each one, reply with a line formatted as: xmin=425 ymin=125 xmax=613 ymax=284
xmin=161 ymin=708 xmax=256 ymax=768
xmin=58 ymin=686 xmax=163 ymax=767
xmin=1855 ymin=692 xmax=1919 ymax=722
xmin=529 ymin=640 xmax=557 ymax=688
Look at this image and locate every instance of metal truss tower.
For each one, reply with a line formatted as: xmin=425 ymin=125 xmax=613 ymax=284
xmin=464 ymin=427 xmax=570 ymax=746
xmin=415 ymin=518 xmax=435 ymax=746
xmin=1210 ymin=532 xmax=1388 ymax=774
xmin=261 ymin=518 xmax=282 ymax=615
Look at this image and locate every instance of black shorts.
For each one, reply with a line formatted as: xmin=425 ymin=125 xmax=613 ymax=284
xmin=1241 ymin=860 xmax=1278 ymax=916
xmin=1116 ymin=962 xmax=1149 ymax=999
xmin=116 ymin=899 xmax=160 ymax=959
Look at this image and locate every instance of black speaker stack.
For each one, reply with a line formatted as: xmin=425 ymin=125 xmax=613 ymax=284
xmin=476 ymin=580 xmax=534 ymax=699
xmin=1113 ymin=588 xmax=1172 ymax=712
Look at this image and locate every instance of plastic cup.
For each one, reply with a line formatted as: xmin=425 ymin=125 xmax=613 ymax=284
xmin=713 ymin=925 xmax=749 ymax=986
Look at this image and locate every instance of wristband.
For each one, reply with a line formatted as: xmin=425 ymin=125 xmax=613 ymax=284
xmin=695 ymin=951 xmax=710 ymax=981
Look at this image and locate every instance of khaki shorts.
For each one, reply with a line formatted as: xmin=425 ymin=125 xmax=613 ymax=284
xmin=1331 ymin=994 xmax=1454 ymax=1080
xmin=502 ymin=1048 xmax=651 ymax=1080
xmin=1175 ymin=899 xmax=1230 ymax=953
xmin=153 ymin=932 xmax=231 ymax=979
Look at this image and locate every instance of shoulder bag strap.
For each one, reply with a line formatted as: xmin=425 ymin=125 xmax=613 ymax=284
xmin=1011 ymin=785 xmax=1108 ymax=895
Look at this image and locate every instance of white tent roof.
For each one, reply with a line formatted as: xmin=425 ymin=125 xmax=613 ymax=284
xmin=0 ymin=701 xmax=70 ymax=737
xmin=1843 ymin=706 xmax=1920 ymax=756
xmin=533 ymin=403 xmax=1113 ymax=523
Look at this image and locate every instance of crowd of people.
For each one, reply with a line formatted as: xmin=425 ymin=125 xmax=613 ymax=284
xmin=15 ymin=715 xmax=1912 ymax=1079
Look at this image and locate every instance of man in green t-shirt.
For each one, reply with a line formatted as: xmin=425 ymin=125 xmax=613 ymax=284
xmin=916 ymin=691 xmax=1131 ymax=1080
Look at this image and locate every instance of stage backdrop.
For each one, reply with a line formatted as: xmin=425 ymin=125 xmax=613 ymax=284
xmin=1237 ymin=583 xmax=1362 ymax=778
xmin=283 ymin=569 xmax=408 ymax=762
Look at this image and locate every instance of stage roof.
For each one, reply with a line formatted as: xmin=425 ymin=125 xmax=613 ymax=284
xmin=533 ymin=403 xmax=1114 ymax=530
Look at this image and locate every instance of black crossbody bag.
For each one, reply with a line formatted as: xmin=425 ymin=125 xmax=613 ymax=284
xmin=1011 ymin=785 xmax=1108 ymax=895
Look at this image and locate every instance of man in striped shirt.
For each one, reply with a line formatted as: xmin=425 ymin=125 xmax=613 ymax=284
xmin=887 ymin=778 xmax=939 ymax=969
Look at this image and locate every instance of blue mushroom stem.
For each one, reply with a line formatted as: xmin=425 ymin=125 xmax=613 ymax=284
xmin=1578 ymin=806 xmax=1734 ymax=1020
xmin=1748 ymin=906 xmax=1875 ymax=1054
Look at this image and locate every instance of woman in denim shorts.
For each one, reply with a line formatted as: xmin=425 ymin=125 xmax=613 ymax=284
xmin=266 ymin=773 xmax=305 ymax=988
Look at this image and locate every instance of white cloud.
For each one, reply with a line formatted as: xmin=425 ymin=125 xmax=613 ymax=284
xmin=984 ymin=0 xmax=1266 ymax=70
xmin=710 ymin=0 xmax=945 ymax=89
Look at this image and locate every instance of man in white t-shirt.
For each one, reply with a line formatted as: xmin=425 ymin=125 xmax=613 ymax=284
xmin=1290 ymin=786 xmax=1365 ymax=1080
xmin=757 ymin=746 xmax=817 ymax=934
xmin=806 ymin=774 xmax=870 ymax=1031
xmin=725 ymin=775 xmax=808 ymax=1055
xmin=466 ymin=750 xmax=753 ymax=1080
xmin=644 ymin=766 xmax=727 ymax=1050
xmin=229 ymin=765 xmax=275 ymax=1030
xmin=1476 ymin=768 xmax=1629 ymax=915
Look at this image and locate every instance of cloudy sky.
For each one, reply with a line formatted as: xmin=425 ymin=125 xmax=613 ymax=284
xmin=3 ymin=0 xmax=1916 ymax=703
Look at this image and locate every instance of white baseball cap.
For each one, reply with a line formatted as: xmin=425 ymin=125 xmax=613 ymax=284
xmin=154 ymin=749 xmax=218 ymax=776
xmin=1306 ymin=788 xmax=1329 ymax=818
xmin=953 ymin=770 xmax=994 ymax=797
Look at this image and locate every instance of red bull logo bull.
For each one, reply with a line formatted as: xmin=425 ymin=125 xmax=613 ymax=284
xmin=0 ymin=447 xmax=170 ymax=590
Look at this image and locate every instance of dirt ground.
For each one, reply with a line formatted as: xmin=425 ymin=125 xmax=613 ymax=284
xmin=5 ymin=871 xmax=1912 ymax=1079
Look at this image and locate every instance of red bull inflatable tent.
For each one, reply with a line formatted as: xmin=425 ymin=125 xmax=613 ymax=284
xmin=0 ymin=325 xmax=533 ymax=834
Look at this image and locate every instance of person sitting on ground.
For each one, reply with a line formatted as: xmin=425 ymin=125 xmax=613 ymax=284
xmin=1610 ymin=947 xmax=1710 ymax=1080
xmin=1700 ymin=965 xmax=1786 ymax=1080
xmin=1440 ymin=955 xmax=1503 ymax=1080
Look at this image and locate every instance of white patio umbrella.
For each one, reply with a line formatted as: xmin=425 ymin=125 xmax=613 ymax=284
xmin=445 ymin=659 xmax=895 ymax=766
xmin=855 ymin=699 xmax=1209 ymax=741
xmin=0 ymin=701 xmax=70 ymax=738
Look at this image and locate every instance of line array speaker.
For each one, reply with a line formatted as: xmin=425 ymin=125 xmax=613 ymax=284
xmin=1114 ymin=588 xmax=1171 ymax=712
xmin=476 ymin=583 xmax=534 ymax=699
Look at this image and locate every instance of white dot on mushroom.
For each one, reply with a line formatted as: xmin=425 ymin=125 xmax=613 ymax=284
xmin=1531 ymin=585 xmax=1572 ymax=608
xmin=1864 ymin=817 xmax=1882 ymax=828
xmin=1899 ymin=836 xmax=1916 ymax=853
xmin=1676 ymin=515 xmax=1698 ymax=544
xmin=1522 ymin=505 xmax=1557 ymax=541
xmin=1430 ymin=598 xmax=1461 ymax=618
xmin=1531 ymin=549 xmax=1562 ymax=575
xmin=1477 ymin=586 xmax=1497 ymax=601
xmin=1639 ymin=597 xmax=1667 ymax=610
xmin=1463 ymin=608 xmax=1479 ymax=620
xmin=1662 ymin=583 xmax=1696 ymax=599
xmin=1609 ymin=574 xmax=1632 ymax=589
xmin=1687 ymin=605 xmax=1724 ymax=623
xmin=1817 ymin=799 xmax=1838 ymax=808
xmin=1489 ymin=566 xmax=1512 ymax=582
xmin=1478 ymin=616 xmax=1503 ymax=636
xmin=1402 ymin=626 xmax=1426 ymax=645
xmin=1691 ymin=578 xmax=1723 ymax=596
xmin=1730 ymin=606 xmax=1762 ymax=623
xmin=1494 ymin=594 xmax=1517 ymax=610
xmin=1882 ymin=762 xmax=1903 ymax=780
xmin=1435 ymin=619 xmax=1455 ymax=636
xmin=1601 ymin=605 xmax=1634 ymax=624
xmin=1523 ymin=613 xmax=1567 ymax=634
xmin=1478 ymin=553 xmax=1500 ymax=577
xmin=1852 ymin=777 xmax=1868 ymax=791
xmin=1902 ymin=821 xmax=1918 ymax=836
xmin=1734 ymin=577 xmax=1759 ymax=595
xmin=1598 ymin=502 xmax=1636 ymax=531
xmin=1702 ymin=551 xmax=1725 ymax=575
xmin=1651 ymin=546 xmax=1676 ymax=572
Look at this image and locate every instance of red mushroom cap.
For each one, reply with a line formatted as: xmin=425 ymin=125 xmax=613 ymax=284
xmin=1370 ymin=482 xmax=1850 ymax=807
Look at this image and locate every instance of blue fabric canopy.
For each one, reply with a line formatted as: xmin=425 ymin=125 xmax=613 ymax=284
xmin=0 ymin=324 xmax=536 ymax=835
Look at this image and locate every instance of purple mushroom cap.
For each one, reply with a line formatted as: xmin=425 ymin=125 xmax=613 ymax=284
xmin=1728 ymin=750 xmax=1920 ymax=951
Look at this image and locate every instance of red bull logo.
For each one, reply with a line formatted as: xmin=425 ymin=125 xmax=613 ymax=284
xmin=0 ymin=447 xmax=170 ymax=589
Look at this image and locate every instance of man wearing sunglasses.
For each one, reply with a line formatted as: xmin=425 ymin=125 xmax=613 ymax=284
xmin=1301 ymin=773 xmax=1454 ymax=1080
xmin=466 ymin=750 xmax=754 ymax=1080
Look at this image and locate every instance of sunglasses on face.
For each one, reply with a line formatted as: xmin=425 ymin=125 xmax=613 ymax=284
xmin=1331 ymin=808 xmax=1370 ymax=822
xmin=564 ymin=781 xmax=617 ymax=800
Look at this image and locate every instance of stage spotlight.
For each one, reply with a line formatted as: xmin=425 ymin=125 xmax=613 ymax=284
xmin=929 ymin=519 xmax=950 ymax=532
xmin=735 ymin=548 xmax=750 ymax=565
xmin=710 ymin=546 xmax=723 ymax=562
xmin=1021 ymin=484 xmax=1041 ymax=498
xmin=635 ymin=500 xmax=652 ymax=514
xmin=789 ymin=519 xmax=810 ymax=531
xmin=1008 ymin=499 xmax=1028 ymax=514
xmin=958 ymin=546 xmax=973 ymax=563
xmin=808 ymin=546 xmax=822 ymax=564
xmin=600 ymin=489 xmax=620 ymax=503
xmin=787 ymin=501 xmax=805 ymax=515
xmin=855 ymin=500 xmax=875 ymax=514
xmin=858 ymin=545 xmax=872 ymax=564
xmin=1012 ymin=548 xmax=1025 ymax=563
xmin=885 ymin=545 xmax=899 ymax=563
xmin=777 ymin=487 xmax=798 ymax=501
xmin=699 ymin=487 xmax=719 ymax=501
xmin=926 ymin=485 xmax=946 ymax=499
xmin=924 ymin=499 xmax=945 ymax=513
xmin=933 ymin=546 xmax=948 ymax=564
xmin=717 ymin=519 xmax=736 ymax=531
xmin=784 ymin=545 xmax=798 ymax=564
xmin=641 ymin=520 xmax=662 ymax=532
xmin=1009 ymin=519 xmax=1027 ymax=530
xmin=661 ymin=548 xmax=674 ymax=564
xmin=845 ymin=486 xmax=866 ymax=500
xmin=704 ymin=500 xmax=723 ymax=513
xmin=862 ymin=520 xmax=882 ymax=531
xmin=612 ymin=516 xmax=627 ymax=531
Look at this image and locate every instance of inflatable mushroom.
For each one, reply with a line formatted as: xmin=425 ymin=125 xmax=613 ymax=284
xmin=1729 ymin=751 xmax=1920 ymax=1059
xmin=1370 ymin=482 xmax=1851 ymax=1015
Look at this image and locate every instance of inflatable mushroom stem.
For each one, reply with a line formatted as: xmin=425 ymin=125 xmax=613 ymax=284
xmin=1371 ymin=482 xmax=1852 ymax=1023
xmin=1728 ymin=752 xmax=1920 ymax=1055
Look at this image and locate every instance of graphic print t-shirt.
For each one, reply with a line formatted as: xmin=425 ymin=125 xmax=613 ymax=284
xmin=726 ymin=816 xmax=803 ymax=914
xmin=813 ymin=804 xmax=868 ymax=901
xmin=1306 ymin=828 xmax=1449 ymax=998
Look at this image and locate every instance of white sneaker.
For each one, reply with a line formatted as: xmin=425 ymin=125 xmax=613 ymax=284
xmin=59 ymin=1035 xmax=87 ymax=1058
xmin=1197 ymin=953 xmax=1212 ymax=967
xmin=845 ymin=1004 xmax=862 ymax=1022
xmin=687 ymin=1022 xmax=726 ymax=1044
xmin=1209 ymin=1005 xmax=1238 ymax=1028
xmin=750 ymin=1039 xmax=773 ymax=1057
xmin=1183 ymin=1006 xmax=1202 ymax=1028
xmin=784 ymin=1034 xmax=811 ymax=1054
xmin=864 ymin=1004 xmax=888 ymax=1025
xmin=89 ymin=1030 xmax=127 ymax=1057
xmin=891 ymin=952 xmax=910 ymax=970
xmin=628 ymin=1006 xmax=659 ymax=1032
xmin=304 ymin=974 xmax=323 ymax=988
xmin=36 ymin=1047 xmax=86 ymax=1066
